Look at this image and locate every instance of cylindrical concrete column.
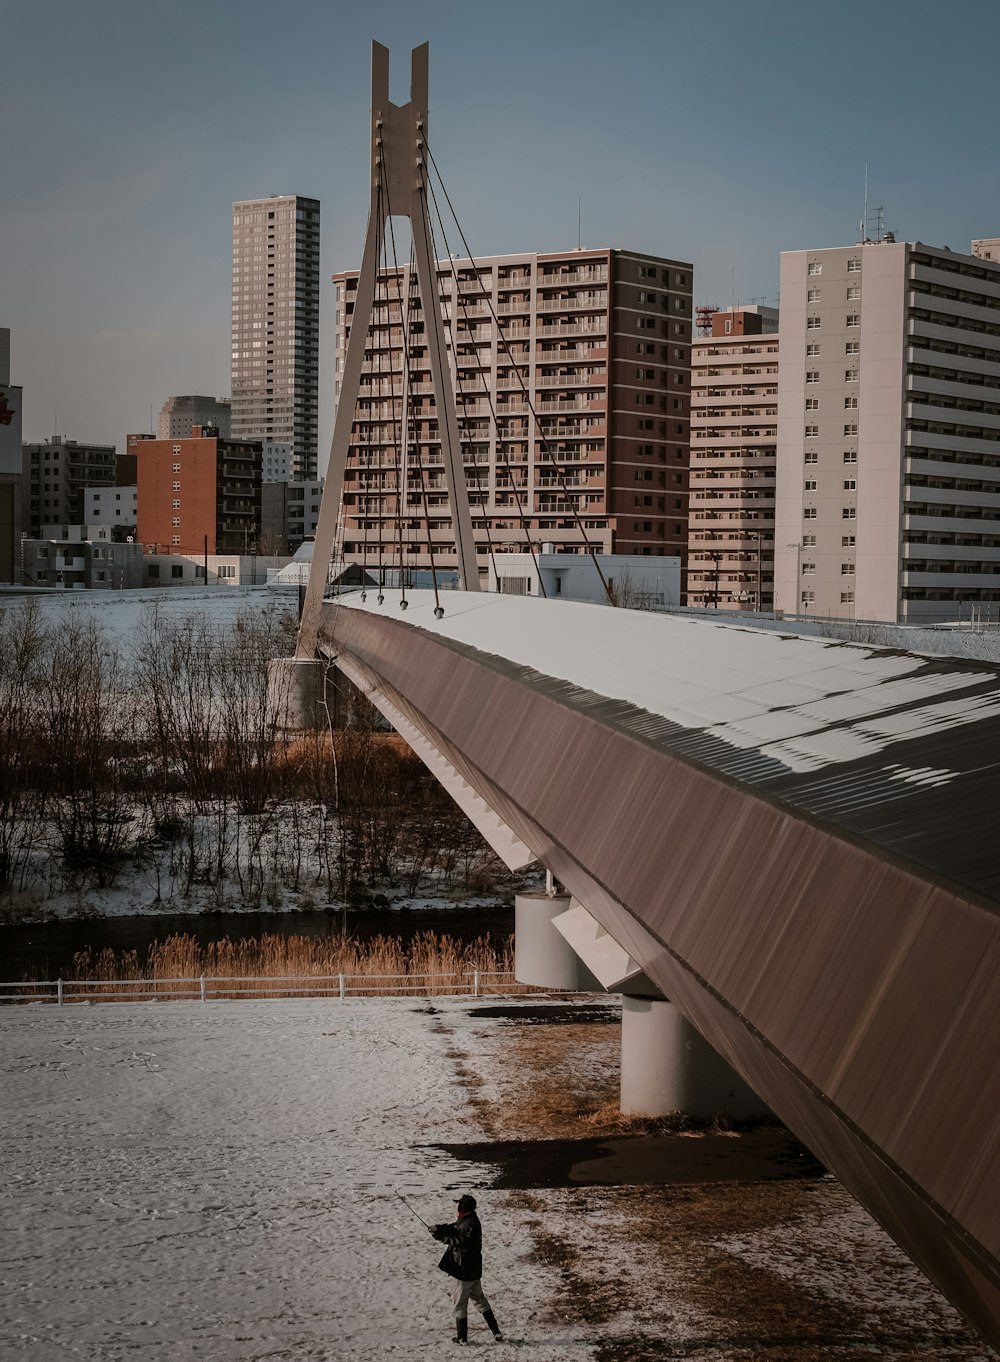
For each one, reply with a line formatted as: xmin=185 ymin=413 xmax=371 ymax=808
xmin=267 ymin=657 xmax=330 ymax=731
xmin=514 ymin=891 xmax=602 ymax=991
xmin=620 ymin=995 xmax=769 ymax=1120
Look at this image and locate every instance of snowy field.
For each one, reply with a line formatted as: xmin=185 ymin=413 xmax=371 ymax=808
xmin=2 ymin=996 xmax=992 ymax=1362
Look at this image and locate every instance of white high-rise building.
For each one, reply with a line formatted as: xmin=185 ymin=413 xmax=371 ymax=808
xmin=231 ymin=195 xmax=320 ymax=480
xmin=775 ymin=239 xmax=1000 ymax=624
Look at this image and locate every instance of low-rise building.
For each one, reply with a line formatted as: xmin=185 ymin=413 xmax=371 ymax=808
xmin=487 ymin=549 xmax=680 ymax=608
xmin=84 ymin=485 xmax=137 ymax=532
xmin=22 ymin=529 xmax=144 ymax=589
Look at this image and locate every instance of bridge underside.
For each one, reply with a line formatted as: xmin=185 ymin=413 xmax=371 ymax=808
xmin=318 ymin=591 xmax=1000 ymax=1350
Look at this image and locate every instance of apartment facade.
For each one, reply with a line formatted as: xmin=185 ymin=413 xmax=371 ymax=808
xmin=136 ymin=427 xmax=261 ymax=555
xmin=231 ymin=195 xmax=320 ymax=480
xmin=690 ymin=308 xmax=778 ymax=608
xmin=84 ymin=485 xmax=138 ymax=530
xmin=159 ymin=395 xmax=231 ymax=440
xmin=775 ymin=240 xmax=1000 ymax=623
xmin=20 ymin=437 xmax=116 ymax=538
xmin=22 ymin=532 xmax=144 ymax=589
xmin=332 ymin=247 xmax=692 ymax=579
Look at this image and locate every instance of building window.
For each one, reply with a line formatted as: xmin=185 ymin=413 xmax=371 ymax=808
xmin=808 ymin=262 xmax=823 ymax=276
xmin=803 ymin=534 xmax=817 ymax=546
xmin=844 ymin=397 xmax=858 ymax=410
xmin=847 ymin=259 xmax=861 ymax=273
xmin=171 ymin=517 xmax=180 ymax=527
xmin=806 ymin=316 xmax=821 ymax=330
xmin=840 ymin=591 xmax=855 ymax=603
xmin=845 ymin=368 xmax=859 ymax=382
xmin=805 ymin=424 xmax=819 ymax=437
xmin=807 ymin=288 xmax=821 ymax=302
xmin=172 ymin=445 xmax=181 ymax=455
xmin=805 ymin=398 xmax=819 ymax=411
xmin=148 ymin=564 xmax=160 ymax=579
xmin=844 ymin=478 xmax=857 ymax=490
xmin=804 ymin=451 xmax=818 ymax=464
xmin=804 ymin=507 xmax=818 ymax=519
xmin=172 ymin=498 xmax=181 ymax=509
xmin=802 ymin=562 xmax=816 ymax=575
xmin=218 ymin=565 xmax=236 ymax=579
xmin=806 ymin=343 xmax=820 ymax=357
xmin=842 ymin=507 xmax=856 ymax=519
xmin=847 ymin=286 xmax=862 ymax=302
xmin=805 ymin=479 xmax=817 ymax=490
xmin=845 ymin=341 xmax=860 ymax=355
xmin=841 ymin=562 xmax=855 ymax=574
xmin=172 ymin=462 xmax=181 ymax=473
xmin=172 ymin=480 xmax=181 ymax=491
xmin=171 ymin=565 xmax=184 ymax=579
xmin=842 ymin=534 xmax=856 ymax=546
xmin=844 ymin=451 xmax=857 ymax=463
xmin=806 ymin=370 xmax=819 ymax=383
xmin=846 ymin=313 xmax=860 ymax=327
xmin=801 ymin=589 xmax=816 ymax=603
xmin=844 ymin=423 xmax=858 ymax=436
xmin=171 ymin=534 xmax=180 ymax=545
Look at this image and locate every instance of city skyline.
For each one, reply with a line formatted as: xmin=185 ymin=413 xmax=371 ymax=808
xmin=4 ymin=0 xmax=1000 ymax=454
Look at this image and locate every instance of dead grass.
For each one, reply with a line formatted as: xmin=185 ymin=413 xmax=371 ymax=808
xmin=56 ymin=930 xmax=536 ymax=1000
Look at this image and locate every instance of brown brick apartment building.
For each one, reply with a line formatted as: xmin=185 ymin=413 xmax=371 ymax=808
xmin=332 ymin=247 xmax=692 ymax=578
xmin=136 ymin=426 xmax=261 ymax=555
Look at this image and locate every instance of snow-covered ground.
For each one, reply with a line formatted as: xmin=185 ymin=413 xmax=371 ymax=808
xmin=2 ymin=997 xmax=991 ymax=1361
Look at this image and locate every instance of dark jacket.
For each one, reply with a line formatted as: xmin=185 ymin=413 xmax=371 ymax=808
xmin=432 ymin=1211 xmax=483 ymax=1280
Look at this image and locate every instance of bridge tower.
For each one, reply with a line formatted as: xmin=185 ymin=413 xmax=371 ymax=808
xmin=298 ymin=42 xmax=478 ymax=665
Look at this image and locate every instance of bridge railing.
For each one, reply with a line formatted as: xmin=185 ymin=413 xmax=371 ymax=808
xmin=0 ymin=972 xmax=557 ymax=1006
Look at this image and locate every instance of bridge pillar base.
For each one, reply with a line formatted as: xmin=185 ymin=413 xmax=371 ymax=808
xmin=514 ymin=891 xmax=602 ymax=991
xmin=620 ymin=995 xmax=769 ymax=1120
xmin=267 ymin=657 xmax=332 ymax=732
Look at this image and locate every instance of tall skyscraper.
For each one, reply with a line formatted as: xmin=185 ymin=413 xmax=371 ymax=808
xmin=775 ymin=237 xmax=1000 ymax=623
xmin=231 ymin=195 xmax=320 ymax=480
xmin=332 ymin=247 xmax=692 ymax=576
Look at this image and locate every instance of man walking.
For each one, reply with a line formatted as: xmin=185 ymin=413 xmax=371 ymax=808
xmin=431 ymin=1193 xmax=503 ymax=1344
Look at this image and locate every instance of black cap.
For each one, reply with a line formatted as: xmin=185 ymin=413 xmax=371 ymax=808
xmin=455 ymin=1194 xmax=477 ymax=1212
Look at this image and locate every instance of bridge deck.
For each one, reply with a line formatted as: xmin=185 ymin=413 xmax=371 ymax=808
xmin=319 ymin=589 xmax=1000 ymax=1350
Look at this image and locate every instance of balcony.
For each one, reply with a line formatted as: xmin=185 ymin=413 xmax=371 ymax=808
xmin=536 ymin=293 xmax=607 ymax=312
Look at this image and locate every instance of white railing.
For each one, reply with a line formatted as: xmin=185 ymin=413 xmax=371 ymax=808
xmin=0 ymin=971 xmax=539 ymax=1005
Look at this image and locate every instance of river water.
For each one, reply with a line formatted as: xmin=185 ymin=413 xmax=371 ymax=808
xmin=0 ymin=904 xmax=515 ymax=981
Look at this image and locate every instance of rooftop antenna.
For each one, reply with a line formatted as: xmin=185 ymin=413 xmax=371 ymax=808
xmin=862 ymin=161 xmax=869 ymax=241
xmin=577 ymin=195 xmax=581 ymax=251
xmin=731 ymin=265 xmax=736 ymax=314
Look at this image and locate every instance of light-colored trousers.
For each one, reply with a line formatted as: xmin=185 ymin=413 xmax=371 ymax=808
xmin=451 ymin=1277 xmax=491 ymax=1320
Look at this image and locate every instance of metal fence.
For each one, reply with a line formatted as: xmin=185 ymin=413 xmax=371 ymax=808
xmin=0 ymin=970 xmax=538 ymax=1006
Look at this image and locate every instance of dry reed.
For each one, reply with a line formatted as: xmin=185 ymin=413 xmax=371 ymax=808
xmin=62 ymin=930 xmax=531 ymax=1000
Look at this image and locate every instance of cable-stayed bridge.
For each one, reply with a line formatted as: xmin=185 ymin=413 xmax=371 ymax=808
xmin=275 ymin=42 xmax=1000 ymax=1351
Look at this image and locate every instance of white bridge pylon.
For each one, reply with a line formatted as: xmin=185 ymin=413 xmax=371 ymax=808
xmin=297 ymin=41 xmax=479 ymax=662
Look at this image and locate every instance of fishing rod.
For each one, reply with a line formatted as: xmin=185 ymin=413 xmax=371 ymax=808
xmin=394 ymin=1189 xmax=430 ymax=1229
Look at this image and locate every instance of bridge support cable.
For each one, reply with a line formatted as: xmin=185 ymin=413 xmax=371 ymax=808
xmin=423 ymin=139 xmax=616 ymax=606
xmin=423 ymin=173 xmax=544 ymax=595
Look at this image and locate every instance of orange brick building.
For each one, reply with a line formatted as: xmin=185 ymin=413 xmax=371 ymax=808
xmin=136 ymin=426 xmax=261 ymax=554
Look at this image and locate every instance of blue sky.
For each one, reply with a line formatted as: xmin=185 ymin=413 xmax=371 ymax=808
xmin=4 ymin=0 xmax=999 ymax=451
